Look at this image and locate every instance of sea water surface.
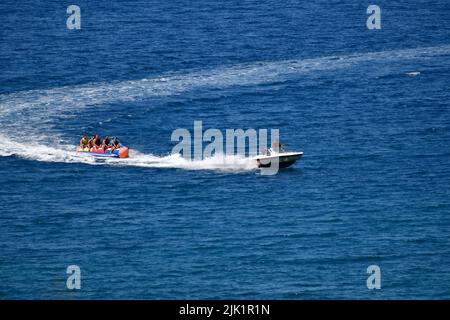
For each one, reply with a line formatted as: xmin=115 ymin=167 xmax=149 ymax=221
xmin=1 ymin=0 xmax=450 ymax=299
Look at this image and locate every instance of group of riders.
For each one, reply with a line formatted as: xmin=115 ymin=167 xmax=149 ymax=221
xmin=79 ymin=134 xmax=121 ymax=152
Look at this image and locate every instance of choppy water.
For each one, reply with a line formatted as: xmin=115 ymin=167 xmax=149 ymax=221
xmin=1 ymin=0 xmax=450 ymax=299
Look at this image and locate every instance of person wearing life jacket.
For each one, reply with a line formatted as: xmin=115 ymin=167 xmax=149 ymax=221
xmin=111 ymin=137 xmax=121 ymax=151
xmin=88 ymin=136 xmax=95 ymax=151
xmin=93 ymin=135 xmax=101 ymax=148
xmin=102 ymin=135 xmax=111 ymax=151
xmin=79 ymin=135 xmax=88 ymax=150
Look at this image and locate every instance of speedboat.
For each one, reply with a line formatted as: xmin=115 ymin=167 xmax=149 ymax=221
xmin=254 ymin=143 xmax=303 ymax=169
xmin=75 ymin=146 xmax=129 ymax=158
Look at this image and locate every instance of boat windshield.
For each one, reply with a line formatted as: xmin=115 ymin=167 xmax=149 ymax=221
xmin=268 ymin=145 xmax=290 ymax=155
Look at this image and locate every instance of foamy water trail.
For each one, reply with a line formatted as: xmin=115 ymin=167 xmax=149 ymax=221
xmin=2 ymin=44 xmax=450 ymax=118
xmin=0 ymin=135 xmax=97 ymax=164
xmin=1 ymin=44 xmax=449 ymax=170
xmin=122 ymin=151 xmax=257 ymax=171
xmin=0 ymin=134 xmax=256 ymax=171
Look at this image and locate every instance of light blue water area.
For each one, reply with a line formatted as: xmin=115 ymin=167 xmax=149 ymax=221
xmin=1 ymin=0 xmax=450 ymax=299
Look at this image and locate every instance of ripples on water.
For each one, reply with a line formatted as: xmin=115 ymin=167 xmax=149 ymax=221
xmin=1 ymin=0 xmax=450 ymax=299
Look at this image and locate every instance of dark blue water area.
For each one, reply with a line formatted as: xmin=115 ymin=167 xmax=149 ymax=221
xmin=1 ymin=0 xmax=450 ymax=299
xmin=1 ymin=0 xmax=450 ymax=93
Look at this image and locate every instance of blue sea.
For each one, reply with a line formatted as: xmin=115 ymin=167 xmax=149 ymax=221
xmin=1 ymin=0 xmax=450 ymax=299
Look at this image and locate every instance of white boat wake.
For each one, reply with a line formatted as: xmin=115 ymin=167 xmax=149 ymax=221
xmin=0 ymin=134 xmax=256 ymax=172
xmin=1 ymin=44 xmax=450 ymax=171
